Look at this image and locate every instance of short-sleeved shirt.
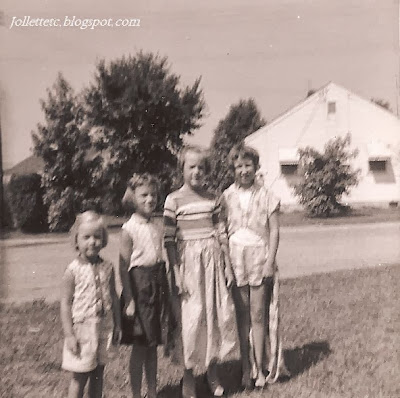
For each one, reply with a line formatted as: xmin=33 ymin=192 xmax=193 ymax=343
xmin=64 ymin=257 xmax=114 ymax=323
xmin=220 ymin=182 xmax=280 ymax=245
xmin=122 ymin=213 xmax=164 ymax=270
xmin=163 ymin=185 xmax=225 ymax=244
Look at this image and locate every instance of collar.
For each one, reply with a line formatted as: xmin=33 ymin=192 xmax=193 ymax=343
xmin=131 ymin=212 xmax=153 ymax=224
xmin=76 ymin=255 xmax=103 ymax=266
xmin=233 ymin=181 xmax=260 ymax=193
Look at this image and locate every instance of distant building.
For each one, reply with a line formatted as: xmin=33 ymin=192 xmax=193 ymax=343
xmin=3 ymin=155 xmax=44 ymax=184
xmin=245 ymin=82 xmax=400 ymax=209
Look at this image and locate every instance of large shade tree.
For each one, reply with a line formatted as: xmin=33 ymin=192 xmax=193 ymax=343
xmin=83 ymin=52 xmax=205 ymax=211
xmin=208 ymin=98 xmax=266 ymax=194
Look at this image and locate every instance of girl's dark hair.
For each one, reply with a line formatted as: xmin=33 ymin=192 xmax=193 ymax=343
xmin=122 ymin=172 xmax=160 ymax=209
xmin=227 ymin=143 xmax=260 ymax=170
xmin=178 ymin=145 xmax=211 ymax=174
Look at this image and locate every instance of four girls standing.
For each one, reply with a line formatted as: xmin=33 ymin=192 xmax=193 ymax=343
xmin=61 ymin=143 xmax=286 ymax=397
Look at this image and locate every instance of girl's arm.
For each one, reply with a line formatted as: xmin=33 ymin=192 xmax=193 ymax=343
xmin=119 ymin=230 xmax=135 ymax=316
xmin=164 ymin=194 xmax=186 ymax=295
xmin=165 ymin=243 xmax=184 ymax=295
xmin=109 ymin=267 xmax=122 ymax=343
xmin=60 ymin=270 xmax=79 ymax=354
xmin=264 ymin=210 xmax=280 ymax=276
xmin=216 ymin=194 xmax=235 ymax=287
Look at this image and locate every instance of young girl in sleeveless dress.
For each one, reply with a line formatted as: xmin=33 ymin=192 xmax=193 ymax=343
xmin=60 ymin=211 xmax=121 ymax=398
xmin=119 ymin=173 xmax=174 ymax=398
xmin=164 ymin=146 xmax=238 ymax=398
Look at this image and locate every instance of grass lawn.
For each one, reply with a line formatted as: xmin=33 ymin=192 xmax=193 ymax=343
xmin=1 ymin=265 xmax=399 ymax=398
xmin=279 ymin=206 xmax=400 ymax=227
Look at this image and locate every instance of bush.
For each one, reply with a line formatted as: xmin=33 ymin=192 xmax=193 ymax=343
xmin=1 ymin=185 xmax=13 ymax=230
xmin=6 ymin=173 xmax=48 ymax=232
xmin=294 ymin=134 xmax=360 ymax=217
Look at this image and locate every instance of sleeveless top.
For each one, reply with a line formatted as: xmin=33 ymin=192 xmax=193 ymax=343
xmin=64 ymin=257 xmax=113 ymax=323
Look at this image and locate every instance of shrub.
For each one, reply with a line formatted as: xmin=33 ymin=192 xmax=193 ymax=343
xmin=6 ymin=173 xmax=48 ymax=232
xmin=294 ymin=134 xmax=360 ymax=217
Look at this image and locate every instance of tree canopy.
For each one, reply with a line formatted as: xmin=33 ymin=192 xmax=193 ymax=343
xmin=32 ymin=73 xmax=98 ymax=231
xmin=32 ymin=52 xmax=205 ymax=230
xmin=208 ymin=98 xmax=266 ymax=194
xmin=83 ymin=52 xmax=205 ymax=211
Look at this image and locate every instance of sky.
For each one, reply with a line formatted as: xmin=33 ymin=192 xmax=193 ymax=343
xmin=1 ymin=0 xmax=399 ymax=169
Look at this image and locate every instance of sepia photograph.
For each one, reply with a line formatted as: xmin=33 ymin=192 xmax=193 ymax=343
xmin=1 ymin=1 xmax=400 ymax=397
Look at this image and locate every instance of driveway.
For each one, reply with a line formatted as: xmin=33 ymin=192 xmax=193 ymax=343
xmin=1 ymin=222 xmax=399 ymax=303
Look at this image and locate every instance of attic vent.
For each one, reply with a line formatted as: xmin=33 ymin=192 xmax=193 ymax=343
xmin=327 ymin=101 xmax=336 ymax=114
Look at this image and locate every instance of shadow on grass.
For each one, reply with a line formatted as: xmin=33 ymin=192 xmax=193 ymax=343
xmin=283 ymin=340 xmax=331 ymax=380
xmin=158 ymin=341 xmax=331 ymax=397
xmin=158 ymin=361 xmax=244 ymax=398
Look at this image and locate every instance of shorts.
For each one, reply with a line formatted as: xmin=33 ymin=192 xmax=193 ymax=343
xmin=229 ymin=242 xmax=273 ymax=287
xmin=62 ymin=315 xmax=113 ymax=373
xmin=120 ymin=262 xmax=175 ymax=348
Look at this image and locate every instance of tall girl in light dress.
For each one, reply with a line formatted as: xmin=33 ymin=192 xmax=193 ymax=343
xmin=119 ymin=173 xmax=174 ymax=398
xmin=60 ymin=211 xmax=121 ymax=398
xmin=219 ymin=143 xmax=288 ymax=390
xmin=163 ymin=146 xmax=238 ymax=398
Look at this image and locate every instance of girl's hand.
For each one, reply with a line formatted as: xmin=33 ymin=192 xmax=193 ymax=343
xmin=124 ymin=300 xmax=136 ymax=317
xmin=263 ymin=257 xmax=276 ymax=277
xmin=112 ymin=326 xmax=122 ymax=345
xmin=224 ymin=267 xmax=234 ymax=288
xmin=66 ymin=335 xmax=80 ymax=356
xmin=174 ymin=270 xmax=188 ymax=296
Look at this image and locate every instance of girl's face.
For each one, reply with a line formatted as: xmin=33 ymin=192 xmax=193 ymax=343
xmin=183 ymin=151 xmax=206 ymax=189
xmin=132 ymin=183 xmax=157 ymax=219
xmin=233 ymin=155 xmax=257 ymax=189
xmin=76 ymin=221 xmax=104 ymax=262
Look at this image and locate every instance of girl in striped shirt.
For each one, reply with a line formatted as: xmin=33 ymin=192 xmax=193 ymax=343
xmin=164 ymin=146 xmax=238 ymax=398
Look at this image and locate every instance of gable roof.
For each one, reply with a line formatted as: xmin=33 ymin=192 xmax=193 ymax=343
xmin=246 ymin=81 xmax=399 ymax=143
xmin=4 ymin=155 xmax=44 ymax=176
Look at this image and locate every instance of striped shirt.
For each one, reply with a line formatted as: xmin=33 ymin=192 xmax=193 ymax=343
xmin=122 ymin=213 xmax=164 ymax=269
xmin=163 ymin=185 xmax=226 ymax=244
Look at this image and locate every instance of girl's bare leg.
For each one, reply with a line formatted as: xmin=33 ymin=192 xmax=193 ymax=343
xmin=68 ymin=372 xmax=89 ymax=398
xmin=232 ymin=285 xmax=251 ymax=386
xmin=183 ymin=368 xmax=196 ymax=397
xmin=130 ymin=343 xmax=146 ymax=397
xmin=144 ymin=346 xmax=158 ymax=398
xmin=207 ymin=360 xmax=224 ymax=396
xmin=249 ymin=284 xmax=267 ymax=386
xmin=88 ymin=365 xmax=104 ymax=398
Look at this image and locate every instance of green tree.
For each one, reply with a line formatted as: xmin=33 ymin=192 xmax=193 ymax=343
xmin=83 ymin=52 xmax=205 ymax=212
xmin=32 ymin=74 xmax=99 ymax=231
xmin=294 ymin=134 xmax=360 ymax=217
xmin=208 ymin=98 xmax=266 ymax=194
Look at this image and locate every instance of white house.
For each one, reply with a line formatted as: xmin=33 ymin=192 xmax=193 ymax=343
xmin=245 ymin=82 xmax=400 ymax=209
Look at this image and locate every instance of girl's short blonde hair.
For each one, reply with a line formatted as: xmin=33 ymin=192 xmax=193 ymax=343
xmin=178 ymin=145 xmax=211 ymax=174
xmin=122 ymin=172 xmax=160 ymax=210
xmin=70 ymin=210 xmax=108 ymax=251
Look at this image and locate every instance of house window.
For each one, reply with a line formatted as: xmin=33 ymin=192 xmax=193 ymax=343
xmin=281 ymin=164 xmax=298 ymax=175
xmin=279 ymin=148 xmax=299 ymax=176
xmin=327 ymin=101 xmax=336 ymax=114
xmin=369 ymin=160 xmax=387 ymax=172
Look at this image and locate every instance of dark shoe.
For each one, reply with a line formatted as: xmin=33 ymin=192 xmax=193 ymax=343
xmin=205 ymin=374 xmax=224 ymax=397
xmin=241 ymin=372 xmax=254 ymax=391
xmin=181 ymin=378 xmax=197 ymax=398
